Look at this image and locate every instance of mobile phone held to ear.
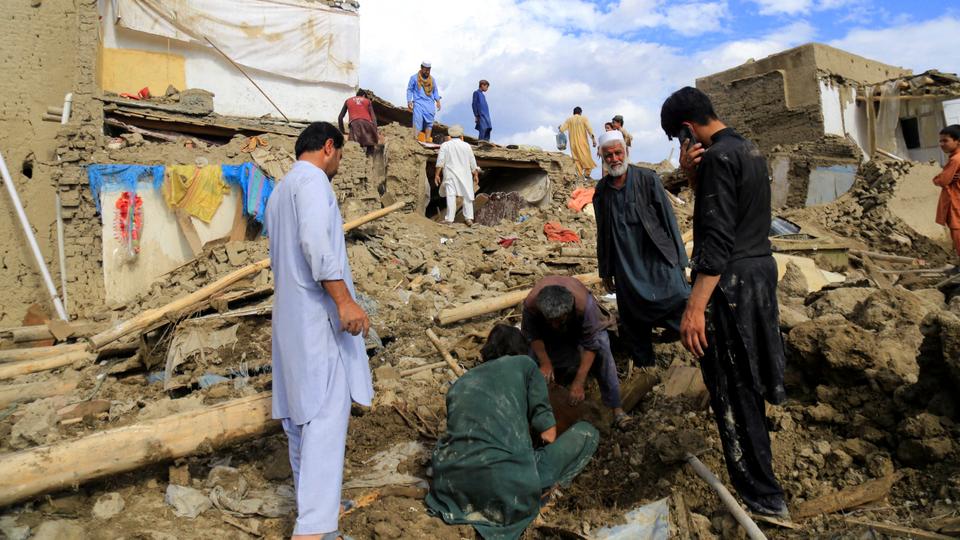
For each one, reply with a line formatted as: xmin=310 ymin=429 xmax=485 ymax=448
xmin=679 ymin=125 xmax=696 ymax=147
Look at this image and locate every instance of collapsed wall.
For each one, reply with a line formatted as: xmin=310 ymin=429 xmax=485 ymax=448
xmin=0 ymin=0 xmax=99 ymax=325
xmin=784 ymin=160 xmax=954 ymax=262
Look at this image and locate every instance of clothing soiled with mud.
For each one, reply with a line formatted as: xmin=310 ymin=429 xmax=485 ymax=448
xmin=426 ymin=355 xmax=599 ymax=540
xmin=691 ymin=126 xmax=787 ymax=510
xmin=593 ymin=165 xmax=690 ymax=363
xmin=691 ymin=128 xmax=772 ymax=276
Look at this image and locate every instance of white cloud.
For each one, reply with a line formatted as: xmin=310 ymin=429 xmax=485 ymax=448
xmin=829 ymin=17 xmax=960 ymax=75
xmin=357 ymin=2 xmax=821 ymax=168
xmin=748 ymin=0 xmax=859 ymax=15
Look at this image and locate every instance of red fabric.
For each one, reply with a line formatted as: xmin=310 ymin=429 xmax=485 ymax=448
xmin=935 ymin=151 xmax=960 ymax=229
xmin=345 ymin=96 xmax=374 ymax=123
xmin=543 ymin=222 xmax=580 ymax=243
xmin=119 ymin=87 xmax=151 ymax=100
xmin=114 ymin=191 xmax=143 ymax=253
xmin=566 ymin=186 xmax=595 ymax=212
xmin=498 ymin=236 xmax=517 ymax=248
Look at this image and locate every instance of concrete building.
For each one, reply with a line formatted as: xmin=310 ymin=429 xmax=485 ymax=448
xmin=697 ymin=43 xmax=960 ymax=209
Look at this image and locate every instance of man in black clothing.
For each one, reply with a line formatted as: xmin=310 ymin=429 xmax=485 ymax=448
xmin=592 ymin=130 xmax=690 ymax=367
xmin=660 ymin=86 xmax=788 ymax=518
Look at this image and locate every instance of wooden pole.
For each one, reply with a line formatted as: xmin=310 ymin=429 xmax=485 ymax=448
xmin=0 ymin=392 xmax=279 ymax=507
xmin=685 ymin=454 xmax=767 ymax=540
xmin=437 ymin=273 xmax=601 ymax=326
xmin=400 ymin=360 xmax=449 ymax=377
xmin=426 ymin=329 xmax=465 ymax=376
xmin=0 ymin=350 xmax=95 ymax=381
xmin=342 ymin=201 xmax=405 ymax=231
xmin=3 ymin=322 xmax=102 ymax=344
xmin=0 ymin=343 xmax=87 ymax=363
xmin=0 ymin=376 xmax=79 ymax=409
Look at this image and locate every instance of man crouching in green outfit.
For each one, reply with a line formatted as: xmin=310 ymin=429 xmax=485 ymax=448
xmin=426 ymin=324 xmax=600 ymax=540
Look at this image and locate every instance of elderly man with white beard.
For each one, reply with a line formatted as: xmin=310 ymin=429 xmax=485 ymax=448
xmin=592 ymin=130 xmax=690 ymax=367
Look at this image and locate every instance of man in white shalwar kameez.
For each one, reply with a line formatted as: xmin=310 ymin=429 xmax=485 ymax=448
xmin=265 ymin=122 xmax=374 ymax=540
xmin=434 ymin=124 xmax=480 ymax=226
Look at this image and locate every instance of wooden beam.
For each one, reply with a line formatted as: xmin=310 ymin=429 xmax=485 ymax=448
xmin=88 ymin=202 xmax=406 ymax=350
xmin=0 ymin=350 xmax=96 ymax=381
xmin=0 ymin=393 xmax=279 ymax=507
xmin=843 ymin=518 xmax=954 ymax=540
xmin=425 ymin=329 xmax=465 ymax=376
xmin=175 ymin=209 xmax=204 ymax=257
xmin=437 ymin=273 xmax=602 ymax=326
xmin=0 ymin=343 xmax=87 ymax=363
xmin=795 ymin=473 xmax=900 ymax=519
xmin=2 ymin=322 xmax=102 ymax=344
xmin=0 ymin=376 xmax=79 ymax=409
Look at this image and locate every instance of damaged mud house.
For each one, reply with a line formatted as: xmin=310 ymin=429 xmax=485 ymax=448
xmin=1 ymin=0 xmax=960 ymax=537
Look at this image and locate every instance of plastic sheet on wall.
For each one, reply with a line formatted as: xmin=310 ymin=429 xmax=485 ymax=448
xmin=113 ymin=0 xmax=359 ymax=85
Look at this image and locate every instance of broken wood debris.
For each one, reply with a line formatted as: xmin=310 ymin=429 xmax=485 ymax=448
xmin=0 ymin=392 xmax=279 ymax=507
xmin=795 ymin=473 xmax=900 ymax=519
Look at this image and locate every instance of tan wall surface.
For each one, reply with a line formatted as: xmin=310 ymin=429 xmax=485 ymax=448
xmin=99 ymin=48 xmax=186 ymax=96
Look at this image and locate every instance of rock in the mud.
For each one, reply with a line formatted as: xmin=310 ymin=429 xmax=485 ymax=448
xmin=851 ymin=288 xmax=936 ymax=332
xmin=806 ymin=287 xmax=873 ymax=319
xmin=787 ymin=317 xmax=920 ymax=391
xmin=205 ymin=465 xmax=247 ymax=498
xmin=778 ymin=303 xmax=810 ymax=331
xmin=840 ymin=439 xmax=879 ymax=462
xmin=0 ymin=516 xmax=29 ymax=540
xmin=373 ymin=520 xmax=403 ymax=539
xmin=898 ymin=438 xmax=954 ymax=465
xmin=92 ymin=492 xmax=125 ymax=520
xmin=10 ymin=398 xmax=59 ymax=449
xmin=779 ymin=261 xmax=809 ymax=299
xmin=689 ymin=513 xmax=717 ymax=540
xmin=806 ymin=403 xmax=841 ymax=423
xmin=866 ymin=452 xmax=895 ymax=478
xmin=164 ymin=485 xmax=212 ymax=518
xmin=31 ymin=520 xmax=85 ymax=540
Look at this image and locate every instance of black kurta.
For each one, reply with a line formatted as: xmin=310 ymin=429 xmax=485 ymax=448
xmin=692 ymin=128 xmax=787 ymax=513
xmin=593 ymin=165 xmax=690 ymax=365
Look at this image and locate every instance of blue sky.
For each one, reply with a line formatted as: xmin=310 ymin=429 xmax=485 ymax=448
xmin=358 ymin=1 xmax=960 ymax=169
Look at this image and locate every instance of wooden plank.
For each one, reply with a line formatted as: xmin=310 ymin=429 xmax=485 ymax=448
xmin=0 ymin=350 xmax=96 ymax=381
xmin=425 ymin=329 xmax=465 ymax=377
xmin=844 ymin=518 xmax=954 ymax=540
xmin=795 ymin=473 xmax=899 ymax=519
xmin=437 ymin=273 xmax=601 ymax=325
xmin=175 ymin=209 xmax=204 ymax=257
xmin=0 ymin=376 xmax=79 ymax=409
xmin=0 ymin=343 xmax=87 ymax=363
xmin=227 ymin=191 xmax=247 ymax=242
xmin=0 ymin=393 xmax=279 ymax=507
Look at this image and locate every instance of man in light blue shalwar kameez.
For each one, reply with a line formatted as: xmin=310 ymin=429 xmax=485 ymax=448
xmin=265 ymin=122 xmax=374 ymax=540
xmin=407 ymin=61 xmax=442 ymax=141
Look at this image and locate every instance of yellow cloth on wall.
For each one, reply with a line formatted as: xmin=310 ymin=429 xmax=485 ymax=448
xmin=163 ymin=165 xmax=231 ymax=223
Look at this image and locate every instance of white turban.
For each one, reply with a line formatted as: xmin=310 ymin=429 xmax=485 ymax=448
xmin=598 ymin=130 xmax=625 ymax=149
xmin=421 ymin=61 xmax=432 ymax=68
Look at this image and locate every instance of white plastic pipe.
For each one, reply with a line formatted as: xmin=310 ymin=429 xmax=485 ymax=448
xmin=60 ymin=93 xmax=73 ymax=124
xmin=0 ymin=151 xmax=68 ymax=321
xmin=686 ymin=454 xmax=767 ymax=540
xmin=56 ymin=193 xmax=68 ymax=314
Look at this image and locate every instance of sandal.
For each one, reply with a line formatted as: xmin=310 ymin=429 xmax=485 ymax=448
xmin=613 ymin=413 xmax=633 ymax=430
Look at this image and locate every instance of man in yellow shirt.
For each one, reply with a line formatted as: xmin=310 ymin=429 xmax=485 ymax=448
xmin=559 ymin=107 xmax=597 ymax=179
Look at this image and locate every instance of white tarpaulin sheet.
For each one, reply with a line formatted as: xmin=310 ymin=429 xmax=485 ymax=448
xmin=114 ymin=0 xmax=358 ymax=85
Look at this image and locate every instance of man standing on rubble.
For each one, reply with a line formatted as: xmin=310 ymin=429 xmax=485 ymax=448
xmin=593 ymin=130 xmax=689 ymax=367
xmin=265 ymin=121 xmax=373 ymax=540
xmin=521 ymin=275 xmax=631 ymax=428
xmin=407 ymin=61 xmax=442 ymax=142
xmin=559 ymin=107 xmax=597 ymax=179
xmin=661 ymin=87 xmax=789 ymax=518
xmin=472 ymin=79 xmax=493 ymax=141
xmin=434 ymin=125 xmax=480 ymax=226
xmin=610 ymin=115 xmax=633 ymax=149
xmin=337 ymin=89 xmax=379 ymax=156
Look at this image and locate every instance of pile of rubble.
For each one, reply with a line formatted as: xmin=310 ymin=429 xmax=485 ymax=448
xmin=2 ymin=119 xmax=960 ymax=539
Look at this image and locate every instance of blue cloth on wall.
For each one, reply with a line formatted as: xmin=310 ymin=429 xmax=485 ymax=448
xmin=86 ymin=164 xmax=165 ymax=213
xmin=221 ymin=163 xmax=276 ymax=224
